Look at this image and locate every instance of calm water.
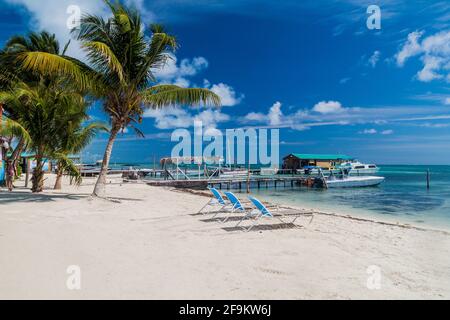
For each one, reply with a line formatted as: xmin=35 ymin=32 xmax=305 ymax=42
xmin=233 ymin=165 xmax=450 ymax=230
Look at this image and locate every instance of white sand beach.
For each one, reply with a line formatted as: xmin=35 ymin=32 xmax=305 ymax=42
xmin=1 ymin=174 xmax=450 ymax=300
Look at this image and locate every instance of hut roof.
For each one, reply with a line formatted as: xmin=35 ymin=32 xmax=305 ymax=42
xmin=284 ymin=153 xmax=353 ymax=161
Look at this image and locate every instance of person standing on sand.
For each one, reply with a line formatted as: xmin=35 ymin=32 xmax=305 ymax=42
xmin=6 ymin=160 xmax=16 ymax=192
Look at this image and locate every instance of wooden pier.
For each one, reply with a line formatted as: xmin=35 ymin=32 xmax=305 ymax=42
xmin=146 ymin=175 xmax=312 ymax=191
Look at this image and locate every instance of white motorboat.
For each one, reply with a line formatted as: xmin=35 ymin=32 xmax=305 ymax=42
xmin=325 ymin=175 xmax=385 ymax=188
xmin=259 ymin=167 xmax=279 ymax=176
xmin=337 ymin=161 xmax=379 ymax=175
xmin=220 ymin=168 xmax=249 ymax=178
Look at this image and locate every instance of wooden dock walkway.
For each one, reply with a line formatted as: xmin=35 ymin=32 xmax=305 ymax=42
xmin=146 ymin=175 xmax=313 ymax=190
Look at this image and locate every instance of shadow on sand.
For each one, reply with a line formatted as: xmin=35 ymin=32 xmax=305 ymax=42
xmin=0 ymin=189 xmax=89 ymax=204
xmin=0 ymin=188 xmax=145 ymax=204
xmin=222 ymin=223 xmax=300 ymax=232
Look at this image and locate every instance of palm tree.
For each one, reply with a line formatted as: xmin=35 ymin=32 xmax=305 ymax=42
xmin=0 ymin=80 xmax=96 ymax=192
xmin=52 ymin=101 xmax=108 ymax=190
xmin=17 ymin=0 xmax=221 ymax=196
xmin=0 ymin=116 xmax=31 ymax=187
xmin=0 ymin=31 xmax=73 ymax=187
xmin=0 ymin=31 xmax=66 ymax=90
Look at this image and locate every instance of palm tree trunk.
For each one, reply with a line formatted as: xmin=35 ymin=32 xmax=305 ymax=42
xmin=31 ymin=156 xmax=44 ymax=193
xmin=9 ymin=137 xmax=25 ymax=179
xmin=54 ymin=163 xmax=63 ymax=190
xmin=10 ymin=137 xmax=25 ymax=164
xmin=3 ymin=138 xmax=25 ymax=189
xmin=92 ymin=124 xmax=121 ymax=197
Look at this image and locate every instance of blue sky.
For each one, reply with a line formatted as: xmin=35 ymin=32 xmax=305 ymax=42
xmin=1 ymin=0 xmax=450 ymax=164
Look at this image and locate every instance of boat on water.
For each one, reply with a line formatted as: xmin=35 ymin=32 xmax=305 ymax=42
xmin=219 ymin=168 xmax=248 ymax=178
xmin=325 ymin=175 xmax=385 ymax=188
xmin=259 ymin=167 xmax=279 ymax=176
xmin=336 ymin=161 xmax=379 ymax=175
xmin=301 ymin=162 xmax=379 ymax=176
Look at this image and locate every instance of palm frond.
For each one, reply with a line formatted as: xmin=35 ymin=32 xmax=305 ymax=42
xmin=70 ymin=122 xmax=109 ymax=154
xmin=82 ymin=41 xmax=124 ymax=82
xmin=143 ymin=87 xmax=221 ymax=109
xmin=53 ymin=153 xmax=82 ymax=185
xmin=17 ymin=52 xmax=91 ymax=90
xmin=0 ymin=118 xmax=31 ymax=145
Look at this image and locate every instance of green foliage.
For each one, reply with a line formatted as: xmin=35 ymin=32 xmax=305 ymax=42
xmin=15 ymin=162 xmax=22 ymax=178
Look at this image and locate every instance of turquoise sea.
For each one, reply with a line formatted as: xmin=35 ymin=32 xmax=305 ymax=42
xmin=234 ymin=165 xmax=450 ymax=231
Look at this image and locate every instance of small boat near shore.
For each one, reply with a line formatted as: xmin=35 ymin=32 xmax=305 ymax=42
xmin=325 ymin=175 xmax=385 ymax=188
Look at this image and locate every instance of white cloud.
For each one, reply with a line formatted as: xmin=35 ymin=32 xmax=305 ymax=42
xmin=395 ymin=30 xmax=450 ymax=82
xmin=155 ymin=58 xmax=243 ymax=107
xmin=154 ymin=54 xmax=209 ymax=87
xmin=180 ymin=57 xmax=209 ymax=76
xmin=445 ymin=97 xmax=450 ymax=105
xmin=207 ymin=82 xmax=243 ymax=107
xmin=420 ymin=123 xmax=450 ymax=128
xmin=396 ymin=31 xmax=424 ymax=67
xmin=244 ymin=112 xmax=266 ymax=122
xmin=312 ymin=101 xmax=344 ymax=114
xmin=417 ymin=55 xmax=445 ymax=81
xmin=144 ymin=106 xmax=230 ymax=130
xmin=194 ymin=109 xmax=230 ymax=130
xmin=268 ymin=101 xmax=283 ymax=126
xmin=5 ymin=0 xmax=110 ymax=59
xmin=242 ymin=101 xmax=284 ymax=127
xmin=144 ymin=107 xmax=193 ymax=129
xmin=368 ymin=50 xmax=381 ymax=68
xmin=339 ymin=77 xmax=351 ymax=84
xmin=242 ymin=99 xmax=449 ymax=132
xmin=360 ymin=128 xmax=377 ymax=134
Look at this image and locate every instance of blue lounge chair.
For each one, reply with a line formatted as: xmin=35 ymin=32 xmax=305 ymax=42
xmin=235 ymin=196 xmax=313 ymax=232
xmin=197 ymin=188 xmax=231 ymax=214
xmin=220 ymin=191 xmax=247 ymax=222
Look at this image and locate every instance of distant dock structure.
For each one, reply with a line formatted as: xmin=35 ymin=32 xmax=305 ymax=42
xmin=144 ymin=155 xmax=325 ymax=190
xmin=282 ymin=153 xmax=353 ymax=171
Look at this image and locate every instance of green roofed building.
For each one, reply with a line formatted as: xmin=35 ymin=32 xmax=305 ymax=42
xmin=282 ymin=153 xmax=354 ymax=170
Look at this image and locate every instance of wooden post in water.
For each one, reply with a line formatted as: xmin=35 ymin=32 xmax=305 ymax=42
xmin=426 ymin=169 xmax=430 ymax=189
xmin=246 ymin=164 xmax=251 ymax=193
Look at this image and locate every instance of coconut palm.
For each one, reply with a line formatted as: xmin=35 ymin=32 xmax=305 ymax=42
xmin=52 ymin=102 xmax=108 ymax=190
xmin=0 ymin=117 xmax=31 ymax=186
xmin=0 ymin=31 xmax=66 ymax=90
xmin=0 ymin=31 xmax=75 ymax=187
xmin=17 ymin=0 xmax=221 ymax=196
xmin=0 ymin=80 xmax=97 ymax=192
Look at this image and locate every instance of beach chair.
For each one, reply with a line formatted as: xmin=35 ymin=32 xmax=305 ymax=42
xmin=235 ymin=196 xmax=313 ymax=232
xmin=220 ymin=191 xmax=248 ymax=222
xmin=197 ymin=188 xmax=231 ymax=214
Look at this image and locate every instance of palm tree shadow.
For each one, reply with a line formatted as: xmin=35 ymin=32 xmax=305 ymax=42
xmin=0 ymin=190 xmax=89 ymax=204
